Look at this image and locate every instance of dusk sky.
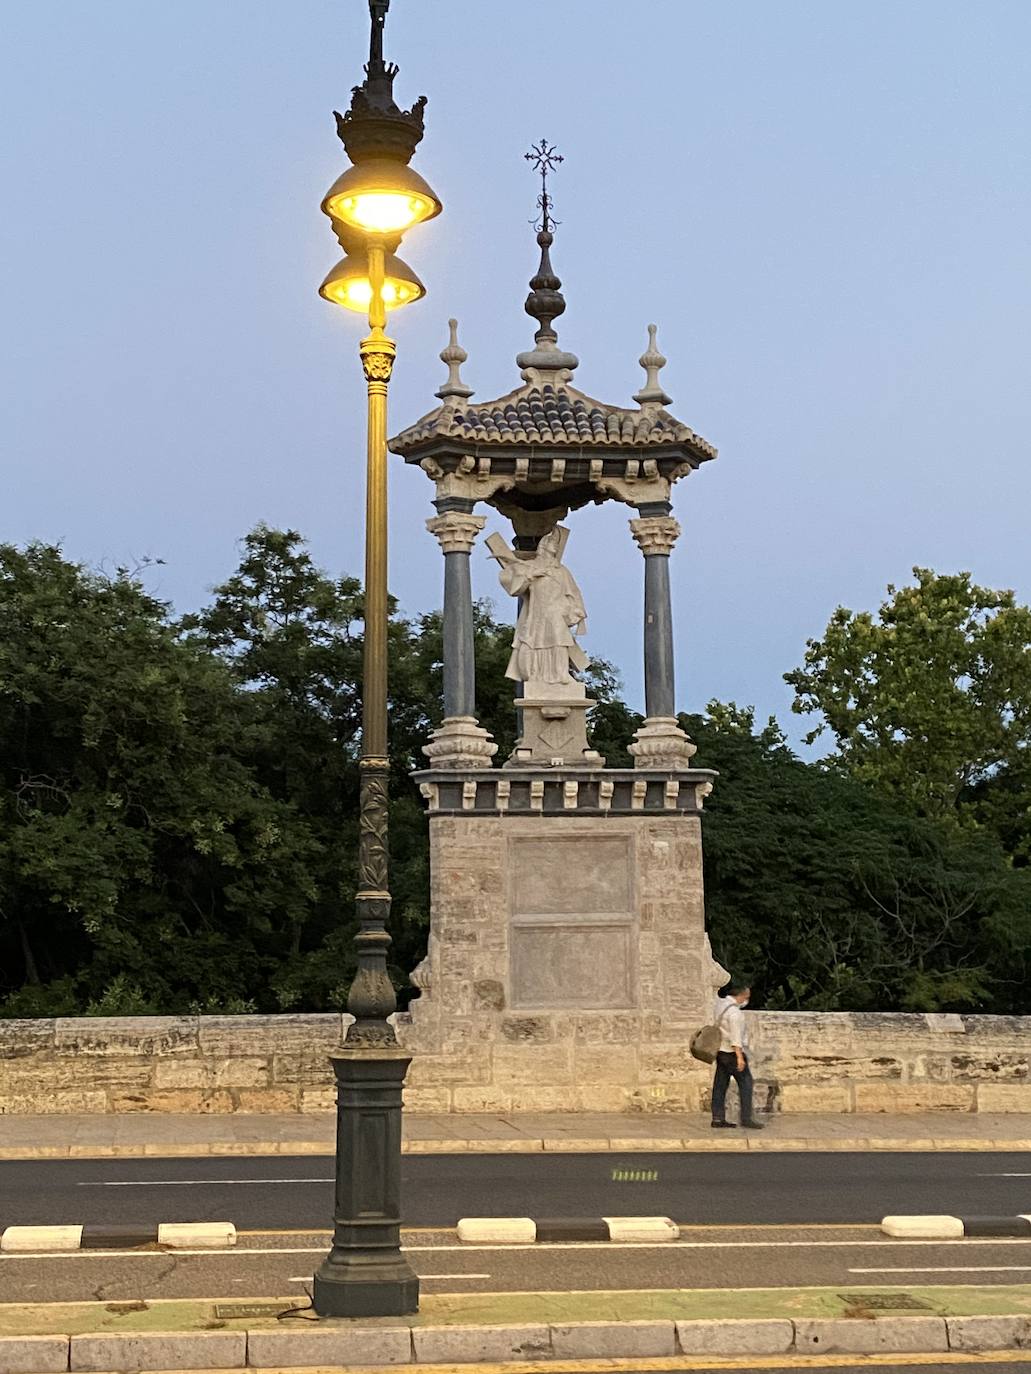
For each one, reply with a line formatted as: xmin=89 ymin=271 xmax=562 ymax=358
xmin=3 ymin=1 xmax=1029 ymax=744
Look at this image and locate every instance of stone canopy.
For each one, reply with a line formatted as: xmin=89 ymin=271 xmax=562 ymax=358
xmin=389 ymin=377 xmax=715 ymax=519
xmin=388 ymin=225 xmax=716 ymax=520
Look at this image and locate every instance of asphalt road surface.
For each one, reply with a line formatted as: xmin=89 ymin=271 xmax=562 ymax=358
xmin=5 ymin=1223 xmax=1031 ymax=1302
xmin=2 ymin=1151 xmax=1030 ymax=1230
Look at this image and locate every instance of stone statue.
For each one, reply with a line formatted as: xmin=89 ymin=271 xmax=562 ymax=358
xmin=487 ymin=526 xmax=589 ymax=686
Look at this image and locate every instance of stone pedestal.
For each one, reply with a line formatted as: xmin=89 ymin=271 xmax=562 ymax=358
xmin=401 ymin=767 xmax=726 ymax=1113
xmin=507 ymin=679 xmax=604 ymax=769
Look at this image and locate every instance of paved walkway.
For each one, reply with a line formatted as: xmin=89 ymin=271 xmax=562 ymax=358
xmin=1 ymin=1110 xmax=1029 ymax=1159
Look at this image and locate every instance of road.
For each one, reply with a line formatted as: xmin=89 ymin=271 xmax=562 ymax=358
xmin=1 ymin=1151 xmax=1029 ymax=1229
xmin=5 ymin=1222 xmax=1031 ymax=1301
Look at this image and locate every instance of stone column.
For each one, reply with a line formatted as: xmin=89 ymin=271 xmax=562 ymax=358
xmin=627 ymin=511 xmax=698 ymax=770
xmin=422 ymin=507 xmax=497 ymax=769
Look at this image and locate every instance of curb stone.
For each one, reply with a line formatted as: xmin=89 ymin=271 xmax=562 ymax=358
xmin=69 ymin=1331 xmax=246 ymax=1372
xmin=947 ymin=1315 xmax=1031 ymax=1350
xmin=2 ymin=1314 xmax=1025 ymax=1371
xmin=0 ymin=1223 xmax=235 ymax=1253
xmin=456 ymin=1215 xmax=678 ymax=1243
xmin=5 ymin=1136 xmax=1031 ymax=1160
xmin=883 ymin=1213 xmax=1031 ymax=1238
xmin=794 ymin=1316 xmax=948 ymax=1354
xmin=675 ymin=1318 xmax=794 ymax=1355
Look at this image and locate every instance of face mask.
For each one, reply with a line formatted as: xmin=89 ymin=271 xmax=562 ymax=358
xmin=739 ymin=998 xmax=750 ymax=1008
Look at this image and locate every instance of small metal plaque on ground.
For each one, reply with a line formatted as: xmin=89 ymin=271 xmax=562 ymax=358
xmin=214 ymin=1302 xmax=293 ymax=1320
xmin=838 ymin=1293 xmax=932 ymax=1311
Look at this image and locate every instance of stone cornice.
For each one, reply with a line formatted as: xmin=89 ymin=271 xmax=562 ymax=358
xmin=413 ymin=767 xmax=718 ymax=818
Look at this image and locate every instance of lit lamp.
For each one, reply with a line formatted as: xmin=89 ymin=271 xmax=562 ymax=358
xmin=311 ymin=0 xmax=439 ymax=1322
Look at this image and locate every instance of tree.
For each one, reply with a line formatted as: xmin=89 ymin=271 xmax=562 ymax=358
xmin=0 ymin=542 xmax=320 ymax=1016
xmin=687 ymin=703 xmax=1031 ymax=1013
xmin=785 ymin=569 xmax=1031 ymax=846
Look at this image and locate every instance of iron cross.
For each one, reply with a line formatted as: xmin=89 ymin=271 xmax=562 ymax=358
xmin=525 ymin=138 xmax=564 ymax=233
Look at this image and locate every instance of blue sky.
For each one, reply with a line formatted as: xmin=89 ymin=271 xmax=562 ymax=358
xmin=3 ymin=1 xmax=1029 ymax=742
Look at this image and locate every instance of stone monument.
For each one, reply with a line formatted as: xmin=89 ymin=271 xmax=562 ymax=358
xmin=389 ymin=145 xmax=728 ymax=1113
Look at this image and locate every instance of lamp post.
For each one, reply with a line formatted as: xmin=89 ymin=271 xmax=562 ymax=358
xmin=312 ymin=0 xmax=439 ymax=1320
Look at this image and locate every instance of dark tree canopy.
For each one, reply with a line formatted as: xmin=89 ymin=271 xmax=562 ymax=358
xmin=2 ymin=534 xmax=1029 ymax=1018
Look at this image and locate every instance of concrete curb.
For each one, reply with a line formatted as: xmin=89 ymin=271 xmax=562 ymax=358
xmin=456 ymin=1216 xmax=678 ymax=1243
xmin=882 ymin=1213 xmax=1031 ymax=1238
xmin=4 ymin=1135 xmax=1031 ymax=1160
xmin=0 ymin=1223 xmax=236 ymax=1253
xmin=3 ymin=1313 xmax=1031 ymax=1370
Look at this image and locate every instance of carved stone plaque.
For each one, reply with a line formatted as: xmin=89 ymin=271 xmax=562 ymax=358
xmin=509 ymin=835 xmax=636 ymax=1010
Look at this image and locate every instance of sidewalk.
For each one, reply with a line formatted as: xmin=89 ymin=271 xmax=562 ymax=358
xmin=2 ymin=1110 xmax=1030 ymax=1159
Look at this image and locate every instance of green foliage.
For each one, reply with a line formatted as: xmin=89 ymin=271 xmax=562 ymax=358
xmin=0 ymin=541 xmax=320 ymax=1016
xmin=785 ymin=568 xmax=1031 ymax=851
xmin=690 ymin=703 xmax=1031 ymax=1013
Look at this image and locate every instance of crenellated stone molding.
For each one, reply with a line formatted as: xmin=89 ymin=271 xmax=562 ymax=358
xmin=629 ymin=514 xmax=682 ymax=557
xmin=425 ymin=511 xmax=486 ymax=556
xmin=413 ymin=766 xmax=715 ymax=816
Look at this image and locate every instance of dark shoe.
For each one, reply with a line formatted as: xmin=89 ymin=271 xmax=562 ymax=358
xmin=710 ymin=1120 xmax=737 ymax=1129
xmin=741 ymin=1119 xmax=765 ymax=1129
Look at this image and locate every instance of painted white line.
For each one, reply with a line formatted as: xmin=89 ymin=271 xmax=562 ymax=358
xmin=978 ymin=1172 xmax=1031 ymax=1177
xmin=850 ymin=1265 xmax=1031 ymax=1274
xmin=419 ymin=1273 xmax=493 ymax=1280
xmin=77 ymin=1178 xmax=334 ymax=1186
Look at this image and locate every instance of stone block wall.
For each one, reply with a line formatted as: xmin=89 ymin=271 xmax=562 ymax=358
xmin=2 ymin=1009 xmax=1030 ymax=1116
xmin=748 ymin=1011 xmax=1031 ymax=1115
xmin=0 ymin=1015 xmax=347 ymax=1115
xmin=394 ymin=808 xmax=723 ymax=1114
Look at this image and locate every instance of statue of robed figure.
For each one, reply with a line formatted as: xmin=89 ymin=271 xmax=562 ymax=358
xmin=487 ymin=526 xmax=589 ymax=686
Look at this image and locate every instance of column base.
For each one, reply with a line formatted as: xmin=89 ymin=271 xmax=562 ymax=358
xmin=313 ymin=1256 xmax=420 ymax=1319
xmin=628 ymin=716 xmax=698 ymax=770
xmin=422 ymin=716 xmax=497 ymax=769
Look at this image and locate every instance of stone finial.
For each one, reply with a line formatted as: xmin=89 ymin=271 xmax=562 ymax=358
xmin=633 ymin=324 xmax=672 ymax=408
xmin=435 ymin=319 xmax=474 ymax=403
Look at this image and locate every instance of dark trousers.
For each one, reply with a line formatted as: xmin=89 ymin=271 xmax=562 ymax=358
xmin=712 ymin=1050 xmax=755 ymax=1123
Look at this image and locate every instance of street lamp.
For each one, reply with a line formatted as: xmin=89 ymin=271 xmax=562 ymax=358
xmin=312 ymin=0 xmax=439 ymax=1320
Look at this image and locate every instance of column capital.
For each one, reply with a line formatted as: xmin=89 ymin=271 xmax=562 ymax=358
xmin=426 ymin=510 xmax=486 ymax=555
xmin=629 ymin=514 xmax=681 ymax=556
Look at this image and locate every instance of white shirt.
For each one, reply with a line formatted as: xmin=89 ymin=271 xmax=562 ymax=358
xmin=713 ymin=994 xmax=748 ymax=1053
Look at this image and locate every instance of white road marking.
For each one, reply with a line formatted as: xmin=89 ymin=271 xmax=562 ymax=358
xmin=851 ymin=1265 xmax=1031 ymax=1274
xmin=77 ymin=1178 xmax=334 ymax=1187
xmin=978 ymin=1172 xmax=1031 ymax=1177
xmin=414 ymin=1273 xmax=493 ymax=1281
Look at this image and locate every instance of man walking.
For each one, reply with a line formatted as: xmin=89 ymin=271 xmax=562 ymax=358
xmin=711 ymin=980 xmax=764 ymax=1130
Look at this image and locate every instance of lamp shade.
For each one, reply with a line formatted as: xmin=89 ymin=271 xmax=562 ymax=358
xmin=319 ymin=247 xmax=426 ymax=312
xmin=321 ymin=158 xmax=442 ymax=235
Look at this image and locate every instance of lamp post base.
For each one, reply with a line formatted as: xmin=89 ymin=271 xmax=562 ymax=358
xmin=313 ymin=1254 xmax=420 ymax=1319
xmin=313 ymin=1048 xmax=419 ymax=1319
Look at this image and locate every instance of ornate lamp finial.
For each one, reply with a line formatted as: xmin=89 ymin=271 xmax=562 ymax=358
xmin=333 ymin=0 xmax=427 ymax=165
xmin=633 ymin=324 xmax=673 ymax=408
xmin=436 ymin=318 xmax=474 ymax=402
xmin=516 ymin=139 xmax=579 ymax=383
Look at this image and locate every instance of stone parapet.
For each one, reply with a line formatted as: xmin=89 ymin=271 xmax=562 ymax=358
xmin=2 ymin=1007 xmax=1030 ymax=1117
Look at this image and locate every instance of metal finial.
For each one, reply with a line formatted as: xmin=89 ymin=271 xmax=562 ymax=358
xmin=524 ymin=138 xmax=564 ymax=232
xmin=517 ymin=140 xmax=578 ymax=382
xmin=334 ymin=0 xmax=427 ymax=158
xmin=633 ymin=324 xmax=673 ymax=407
xmin=436 ymin=318 xmax=474 ymax=402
